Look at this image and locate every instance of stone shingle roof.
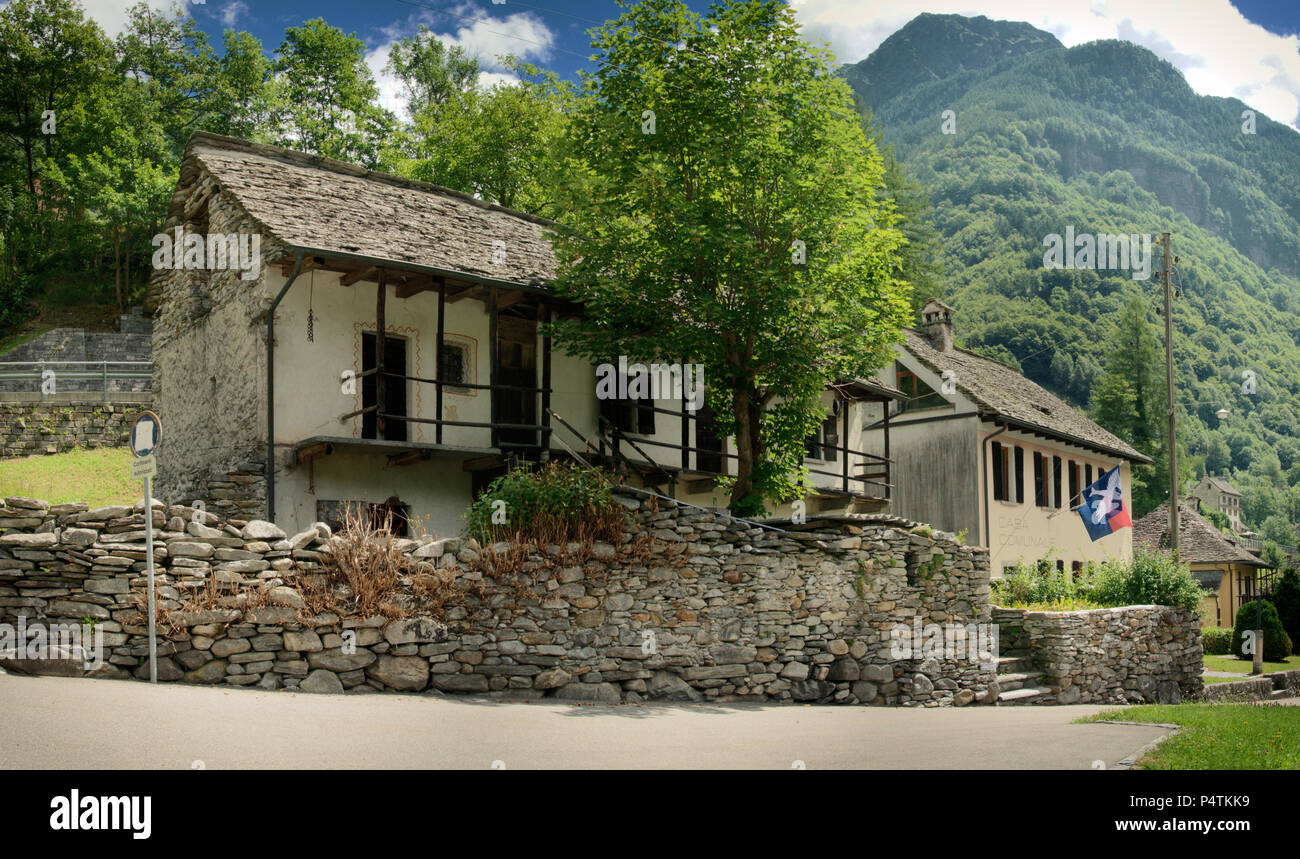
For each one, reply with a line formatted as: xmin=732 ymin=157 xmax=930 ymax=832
xmin=176 ymin=131 xmax=558 ymax=286
xmin=1133 ymin=500 xmax=1270 ymax=567
xmin=1201 ymin=475 xmax=1242 ymax=496
xmin=901 ymin=329 xmax=1151 ymax=463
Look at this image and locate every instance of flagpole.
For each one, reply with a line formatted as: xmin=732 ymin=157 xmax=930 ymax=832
xmin=1160 ymin=232 xmax=1179 ymax=558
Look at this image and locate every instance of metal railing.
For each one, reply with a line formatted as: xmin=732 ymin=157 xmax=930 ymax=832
xmin=0 ymin=360 xmax=153 ymax=400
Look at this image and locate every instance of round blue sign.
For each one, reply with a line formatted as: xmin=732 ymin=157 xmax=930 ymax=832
xmin=130 ymin=411 xmax=161 ymax=457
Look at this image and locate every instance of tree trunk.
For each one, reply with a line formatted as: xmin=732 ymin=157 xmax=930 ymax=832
xmin=728 ymin=384 xmax=765 ymax=514
xmin=113 ymin=229 xmax=123 ymax=311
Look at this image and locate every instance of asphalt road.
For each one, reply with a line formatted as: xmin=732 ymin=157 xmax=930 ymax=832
xmin=0 ymin=672 xmax=1172 ymax=769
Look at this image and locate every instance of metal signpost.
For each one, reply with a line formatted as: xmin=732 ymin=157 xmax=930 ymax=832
xmin=130 ymin=411 xmax=161 ymax=683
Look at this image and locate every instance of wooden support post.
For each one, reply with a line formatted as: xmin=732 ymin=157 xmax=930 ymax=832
xmin=540 ymin=302 xmax=552 ymax=460
xmin=842 ymin=398 xmax=850 ymax=494
xmin=376 ymin=269 xmax=387 ymax=440
xmin=488 ymin=287 xmax=498 ymax=449
xmin=882 ymin=399 xmax=891 ymax=500
xmin=435 ymin=279 xmax=445 ymax=445
xmin=681 ymin=368 xmax=690 ymax=471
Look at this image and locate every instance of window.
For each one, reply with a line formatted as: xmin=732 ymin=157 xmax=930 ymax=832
xmin=992 ymin=441 xmax=1023 ymax=503
xmin=992 ymin=441 xmax=1006 ymax=501
xmin=1068 ymin=460 xmax=1080 ymax=506
xmin=598 ymin=372 xmax=655 ymax=435
xmin=316 ymin=498 xmax=409 ymax=537
xmin=438 ymin=339 xmax=473 ymax=393
xmin=805 ymin=413 xmax=838 ymax=461
xmin=1052 ymin=456 xmax=1063 ymax=509
xmin=1015 ymin=446 xmax=1024 ymax=503
xmin=896 ymin=363 xmax=947 ymax=412
xmin=1056 ymin=560 xmax=1065 ymax=573
xmin=361 ymin=332 xmax=408 ymax=441
xmin=1085 ymin=463 xmax=1093 ymax=488
xmin=1034 ymin=451 xmax=1050 ymax=507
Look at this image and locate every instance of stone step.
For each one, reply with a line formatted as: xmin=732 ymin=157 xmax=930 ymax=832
xmin=997 ymin=685 xmax=1053 ymax=704
xmin=1270 ymin=689 xmax=1293 ymax=700
xmin=994 ymin=671 xmax=1041 ymax=692
xmin=997 ymin=656 xmax=1033 ymax=673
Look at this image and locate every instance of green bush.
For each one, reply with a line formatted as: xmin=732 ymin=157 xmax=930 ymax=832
xmin=1271 ymin=568 xmax=1300 ymax=646
xmin=1201 ymin=627 xmax=1233 ymax=655
xmin=465 ymin=461 xmax=625 ymax=544
xmin=1231 ymin=598 xmax=1293 ymax=662
xmin=992 ymin=551 xmax=1202 ymax=612
xmin=1089 ymin=551 xmax=1204 ymax=612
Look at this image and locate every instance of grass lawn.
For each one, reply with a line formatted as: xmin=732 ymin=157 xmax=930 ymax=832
xmin=1203 ymin=653 xmax=1300 ymax=674
xmin=0 ymin=447 xmax=138 ymax=508
xmin=1080 ymin=704 xmax=1300 ymax=769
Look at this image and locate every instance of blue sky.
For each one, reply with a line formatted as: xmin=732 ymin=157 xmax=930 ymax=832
xmin=65 ymin=0 xmax=1300 ymax=127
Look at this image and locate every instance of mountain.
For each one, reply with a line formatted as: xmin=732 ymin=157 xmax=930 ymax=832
xmin=840 ymin=13 xmax=1062 ymax=108
xmin=843 ymin=14 xmax=1300 ymax=530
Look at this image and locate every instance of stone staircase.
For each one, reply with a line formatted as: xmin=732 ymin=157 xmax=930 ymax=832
xmin=992 ymin=608 xmax=1053 ymax=705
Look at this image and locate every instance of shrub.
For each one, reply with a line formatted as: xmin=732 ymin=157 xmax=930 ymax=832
xmin=1201 ymin=626 xmax=1233 ymax=655
xmin=1089 ymin=551 xmax=1203 ymax=612
xmin=1271 ymin=568 xmax=1300 ymax=646
xmin=992 ymin=551 xmax=1202 ymax=612
xmin=316 ymin=504 xmax=412 ymax=617
xmin=465 ymin=461 xmax=625 ymax=545
xmin=1231 ymin=598 xmax=1293 ymax=662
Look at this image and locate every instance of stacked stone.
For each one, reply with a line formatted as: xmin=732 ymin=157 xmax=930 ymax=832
xmin=1004 ymin=605 xmax=1204 ymax=704
xmin=0 ymin=402 xmax=142 ymax=458
xmin=2 ymin=490 xmax=1000 ymax=705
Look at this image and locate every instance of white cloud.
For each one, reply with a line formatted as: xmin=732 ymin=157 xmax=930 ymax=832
xmin=793 ymin=0 xmax=1300 ymax=131
xmin=72 ymin=0 xmax=191 ymax=38
xmin=366 ymin=4 xmax=553 ymax=119
xmin=219 ymin=0 xmax=247 ymax=29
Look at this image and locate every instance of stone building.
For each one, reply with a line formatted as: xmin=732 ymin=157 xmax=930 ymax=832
xmin=1189 ymin=475 xmax=1245 ymax=534
xmin=1133 ymin=499 xmax=1273 ymax=628
xmin=858 ymin=299 xmax=1151 ymax=575
xmin=148 ymin=132 xmax=901 ymax=537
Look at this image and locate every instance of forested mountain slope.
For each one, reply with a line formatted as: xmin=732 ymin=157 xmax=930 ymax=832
xmin=842 ymin=13 xmax=1300 ymax=535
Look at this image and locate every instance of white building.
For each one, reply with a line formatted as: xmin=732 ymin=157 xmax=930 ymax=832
xmin=149 ymin=133 xmax=902 ymax=537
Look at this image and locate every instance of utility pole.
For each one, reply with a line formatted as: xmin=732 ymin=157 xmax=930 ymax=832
xmin=1160 ymin=232 xmax=1179 ymax=557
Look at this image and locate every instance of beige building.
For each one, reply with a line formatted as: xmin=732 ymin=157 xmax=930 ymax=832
xmin=1133 ymin=500 xmax=1273 ymax=628
xmin=1189 ymin=475 xmax=1245 ymax=534
xmin=149 ymin=133 xmax=901 ymax=538
xmin=858 ymin=300 xmax=1152 ymax=575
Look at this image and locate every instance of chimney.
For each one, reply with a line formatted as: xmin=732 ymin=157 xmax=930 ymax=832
xmin=920 ymin=299 xmax=954 ymax=352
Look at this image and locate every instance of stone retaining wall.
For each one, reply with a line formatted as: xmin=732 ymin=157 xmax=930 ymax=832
xmin=995 ymin=605 xmax=1203 ymax=704
xmin=0 ymin=401 xmax=149 ymax=458
xmin=0 ymin=311 xmax=152 ymax=394
xmin=1200 ymin=669 xmax=1300 ymax=702
xmin=0 ymin=492 xmax=997 ymax=705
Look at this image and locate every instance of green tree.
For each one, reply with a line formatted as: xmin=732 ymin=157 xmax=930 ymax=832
xmin=209 ymin=30 xmax=278 ymax=140
xmin=1271 ymin=568 xmax=1300 ymax=647
xmin=400 ymin=60 xmax=571 ymax=213
xmin=385 ymin=24 xmax=479 ymax=118
xmin=548 ymin=0 xmax=911 ymax=514
xmin=272 ymin=18 xmax=394 ymax=166
xmin=115 ymin=0 xmax=216 ymax=147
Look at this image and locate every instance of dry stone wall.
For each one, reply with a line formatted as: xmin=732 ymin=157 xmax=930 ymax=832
xmin=994 ymin=605 xmax=1203 ymax=704
xmin=0 ymin=401 xmax=147 ymax=458
xmin=0 ymin=491 xmax=999 ymax=705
